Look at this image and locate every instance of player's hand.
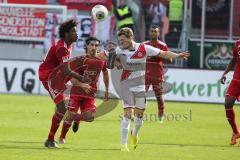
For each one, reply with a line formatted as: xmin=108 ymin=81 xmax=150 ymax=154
xmin=79 ymin=83 xmax=92 ymax=94
xmin=178 ymin=51 xmax=189 ymax=60
xmin=83 ymin=76 xmax=92 ymax=84
xmin=96 ymin=51 xmax=108 ymax=60
xmin=220 ymin=74 xmax=227 ymax=84
xmin=115 ymin=58 xmax=123 ymax=69
xmin=104 ymin=91 xmax=109 ymax=101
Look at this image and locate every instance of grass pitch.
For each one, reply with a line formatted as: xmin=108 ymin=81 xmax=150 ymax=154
xmin=0 ymin=94 xmax=239 ymax=160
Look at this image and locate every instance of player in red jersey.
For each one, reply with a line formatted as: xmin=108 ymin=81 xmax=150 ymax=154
xmin=220 ymin=39 xmax=240 ymax=145
xmin=144 ymin=25 xmax=169 ymax=122
xmin=38 ymin=19 xmax=80 ymax=148
xmin=57 ymin=36 xmax=109 ymax=143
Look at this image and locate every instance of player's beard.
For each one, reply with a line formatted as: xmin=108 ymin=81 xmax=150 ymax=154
xmin=73 ymin=35 xmax=78 ymax=42
xmin=89 ymin=49 xmax=97 ymax=57
xmin=150 ymin=36 xmax=158 ymax=41
xmin=69 ymin=34 xmax=78 ymax=43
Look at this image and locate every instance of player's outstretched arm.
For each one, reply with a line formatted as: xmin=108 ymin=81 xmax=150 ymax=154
xmin=220 ymin=58 xmax=236 ymax=84
xmin=158 ymin=51 xmax=189 ymax=60
xmin=96 ymin=51 xmax=108 ymax=61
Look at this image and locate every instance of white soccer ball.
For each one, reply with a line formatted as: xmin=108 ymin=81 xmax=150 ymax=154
xmin=91 ymin=5 xmax=108 ymax=22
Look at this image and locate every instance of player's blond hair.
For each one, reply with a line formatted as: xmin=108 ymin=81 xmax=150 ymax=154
xmin=117 ymin=27 xmax=134 ymax=39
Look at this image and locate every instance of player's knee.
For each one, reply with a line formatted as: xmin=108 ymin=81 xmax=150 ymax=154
xmin=83 ymin=111 xmax=95 ymax=122
xmin=225 ymin=103 xmax=234 ymax=108
xmin=156 ymin=96 xmax=164 ymax=104
xmin=85 ymin=115 xmax=95 ymax=122
xmin=134 ymin=111 xmax=144 ymax=118
xmin=225 ymin=97 xmax=235 ymax=108
xmin=56 ymin=101 xmax=67 ymax=114
xmin=123 ymin=107 xmax=133 ymax=119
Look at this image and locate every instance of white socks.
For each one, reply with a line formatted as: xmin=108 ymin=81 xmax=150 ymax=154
xmin=132 ymin=116 xmax=143 ymax=137
xmin=121 ymin=117 xmax=130 ymax=145
xmin=121 ymin=116 xmax=143 ymax=145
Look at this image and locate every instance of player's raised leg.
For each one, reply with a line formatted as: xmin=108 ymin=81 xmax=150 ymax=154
xmin=71 ymin=97 xmax=97 ymax=133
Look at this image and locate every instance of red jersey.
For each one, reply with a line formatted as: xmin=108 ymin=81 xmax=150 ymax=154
xmin=233 ymin=40 xmax=240 ymax=80
xmin=144 ymin=40 xmax=168 ymax=81
xmin=69 ymin=56 xmax=107 ymax=98
xmin=76 ymin=55 xmax=107 ymax=91
xmin=48 ymin=56 xmax=107 ymax=99
xmin=39 ymin=39 xmax=72 ymax=81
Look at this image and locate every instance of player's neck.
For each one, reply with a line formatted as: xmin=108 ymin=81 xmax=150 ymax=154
xmin=150 ymin=39 xmax=158 ymax=43
xmin=63 ymin=39 xmax=72 ymax=47
xmin=129 ymin=41 xmax=135 ymax=51
xmin=86 ymin=54 xmax=96 ymax=58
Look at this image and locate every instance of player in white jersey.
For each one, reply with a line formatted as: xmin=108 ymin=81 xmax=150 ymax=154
xmin=113 ymin=27 xmax=189 ymax=151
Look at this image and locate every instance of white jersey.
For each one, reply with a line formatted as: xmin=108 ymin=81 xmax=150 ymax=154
xmin=116 ymin=43 xmax=161 ymax=92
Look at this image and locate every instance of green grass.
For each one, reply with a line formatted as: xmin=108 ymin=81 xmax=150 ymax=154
xmin=0 ymin=94 xmax=240 ymax=160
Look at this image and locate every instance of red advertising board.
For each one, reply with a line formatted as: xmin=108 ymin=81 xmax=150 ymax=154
xmin=0 ymin=6 xmax=46 ymax=41
xmin=59 ymin=0 xmax=112 ymax=10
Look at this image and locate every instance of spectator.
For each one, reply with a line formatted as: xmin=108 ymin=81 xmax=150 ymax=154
xmin=148 ymin=0 xmax=167 ymax=41
xmin=114 ymin=0 xmax=134 ymax=32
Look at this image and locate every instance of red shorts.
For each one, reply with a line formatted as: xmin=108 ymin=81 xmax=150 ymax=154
xmin=145 ymin=78 xmax=163 ymax=97
xmin=42 ymin=81 xmax=66 ymax=105
xmin=226 ymin=80 xmax=240 ymax=100
xmin=68 ymin=95 xmax=96 ymax=113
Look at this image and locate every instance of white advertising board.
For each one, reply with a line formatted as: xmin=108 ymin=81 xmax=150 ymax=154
xmin=0 ymin=60 xmax=235 ymax=103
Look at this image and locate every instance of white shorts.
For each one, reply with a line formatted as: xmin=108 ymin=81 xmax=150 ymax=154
xmin=120 ymin=78 xmax=146 ymax=109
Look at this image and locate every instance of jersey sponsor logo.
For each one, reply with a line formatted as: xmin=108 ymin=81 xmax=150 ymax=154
xmin=130 ymin=44 xmax=146 ymax=59
xmin=130 ymin=51 xmax=145 ymax=59
xmin=84 ymin=71 xmax=98 ymax=76
xmin=138 ymin=52 xmax=143 ymax=57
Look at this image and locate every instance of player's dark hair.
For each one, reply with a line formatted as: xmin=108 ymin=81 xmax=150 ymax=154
xmin=59 ymin=19 xmax=78 ymax=39
xmin=117 ymin=27 xmax=134 ymax=38
xmin=84 ymin=36 xmax=100 ymax=52
xmin=85 ymin=36 xmax=100 ymax=45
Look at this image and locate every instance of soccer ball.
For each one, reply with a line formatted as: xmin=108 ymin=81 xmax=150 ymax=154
xmin=91 ymin=5 xmax=108 ymax=22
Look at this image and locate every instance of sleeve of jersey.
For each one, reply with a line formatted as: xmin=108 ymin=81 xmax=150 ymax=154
xmin=145 ymin=44 xmax=161 ymax=56
xmin=164 ymin=44 xmax=169 ymax=51
xmin=55 ymin=46 xmax=69 ymax=64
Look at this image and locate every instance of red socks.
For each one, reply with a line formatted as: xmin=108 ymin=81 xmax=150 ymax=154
xmin=47 ymin=111 xmax=64 ymax=141
xmin=60 ymin=120 xmax=72 ymax=139
xmin=156 ymin=96 xmax=164 ymax=117
xmin=225 ymin=107 xmax=239 ymax=134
